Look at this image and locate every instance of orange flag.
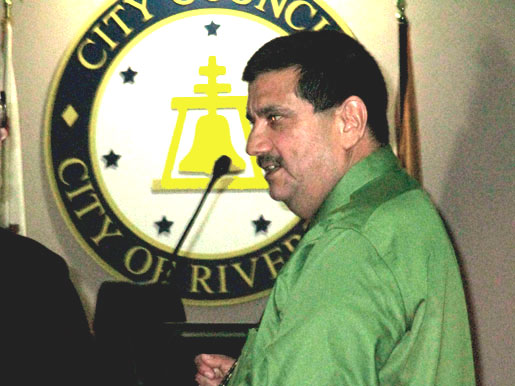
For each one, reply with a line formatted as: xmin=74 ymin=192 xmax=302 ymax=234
xmin=395 ymin=11 xmax=423 ymax=183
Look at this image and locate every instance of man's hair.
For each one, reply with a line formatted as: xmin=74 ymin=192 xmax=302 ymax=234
xmin=243 ymin=30 xmax=389 ymax=146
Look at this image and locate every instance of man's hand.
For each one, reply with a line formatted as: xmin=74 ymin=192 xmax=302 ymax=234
xmin=194 ymin=354 xmax=236 ymax=386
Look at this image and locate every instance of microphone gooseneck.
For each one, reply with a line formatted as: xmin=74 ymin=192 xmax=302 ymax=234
xmin=170 ymin=155 xmax=232 ymax=262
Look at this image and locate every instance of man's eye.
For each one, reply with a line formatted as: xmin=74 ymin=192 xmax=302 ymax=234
xmin=268 ymin=115 xmax=280 ymax=123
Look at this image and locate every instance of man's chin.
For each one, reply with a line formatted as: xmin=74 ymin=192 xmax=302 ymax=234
xmin=268 ymin=187 xmax=289 ymax=204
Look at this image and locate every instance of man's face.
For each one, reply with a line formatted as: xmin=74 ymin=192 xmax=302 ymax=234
xmin=246 ymin=67 xmax=346 ymax=219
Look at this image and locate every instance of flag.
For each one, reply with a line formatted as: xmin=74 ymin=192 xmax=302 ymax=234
xmin=395 ymin=11 xmax=423 ymax=183
xmin=0 ymin=12 xmax=26 ymax=235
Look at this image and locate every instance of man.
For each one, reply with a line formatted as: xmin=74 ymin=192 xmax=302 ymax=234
xmin=1 ymin=127 xmax=100 ymax=385
xmin=195 ymin=30 xmax=475 ymax=385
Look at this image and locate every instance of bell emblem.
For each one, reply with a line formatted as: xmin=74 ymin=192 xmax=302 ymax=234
xmin=152 ymin=56 xmax=267 ymax=191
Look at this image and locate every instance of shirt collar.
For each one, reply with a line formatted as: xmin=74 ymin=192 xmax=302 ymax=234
xmin=310 ymin=145 xmax=400 ymax=227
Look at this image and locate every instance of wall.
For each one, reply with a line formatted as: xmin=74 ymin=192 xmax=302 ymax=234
xmin=9 ymin=0 xmax=514 ymax=384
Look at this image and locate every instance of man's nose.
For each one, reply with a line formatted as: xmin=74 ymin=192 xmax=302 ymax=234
xmin=246 ymin=124 xmax=271 ymax=156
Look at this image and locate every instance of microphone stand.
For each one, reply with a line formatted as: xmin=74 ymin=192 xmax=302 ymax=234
xmin=170 ymin=155 xmax=232 ymax=263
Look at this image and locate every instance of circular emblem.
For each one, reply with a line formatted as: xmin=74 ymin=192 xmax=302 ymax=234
xmin=45 ymin=0 xmax=352 ymax=305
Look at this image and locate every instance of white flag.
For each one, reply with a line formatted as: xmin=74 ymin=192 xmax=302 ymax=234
xmin=0 ymin=16 xmax=26 ymax=235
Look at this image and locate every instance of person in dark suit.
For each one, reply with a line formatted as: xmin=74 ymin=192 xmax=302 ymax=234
xmin=1 ymin=127 xmax=99 ymax=385
xmin=2 ymin=226 xmax=100 ymax=386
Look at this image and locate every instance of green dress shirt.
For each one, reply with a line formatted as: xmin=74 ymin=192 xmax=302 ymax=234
xmin=228 ymin=146 xmax=475 ymax=385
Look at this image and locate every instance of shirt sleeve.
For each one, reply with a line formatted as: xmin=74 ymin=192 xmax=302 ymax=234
xmin=243 ymin=228 xmax=407 ymax=386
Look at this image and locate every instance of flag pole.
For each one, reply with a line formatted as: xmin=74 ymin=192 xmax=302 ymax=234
xmin=396 ymin=0 xmax=408 ymax=129
xmin=0 ymin=0 xmax=10 ymax=231
xmin=395 ymin=0 xmax=407 ymax=23
xmin=5 ymin=1 xmax=11 ymax=18
xmin=394 ymin=0 xmax=423 ymax=183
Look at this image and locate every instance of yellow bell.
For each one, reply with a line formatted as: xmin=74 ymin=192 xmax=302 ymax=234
xmin=179 ymin=111 xmax=246 ymax=175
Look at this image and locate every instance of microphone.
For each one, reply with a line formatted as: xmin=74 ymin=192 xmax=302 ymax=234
xmin=171 ymin=155 xmax=232 ymax=261
xmin=92 ymin=156 xmax=232 ymax=384
xmin=212 ymin=155 xmax=232 ymax=181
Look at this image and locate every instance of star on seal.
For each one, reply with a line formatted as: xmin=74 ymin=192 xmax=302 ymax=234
xmin=205 ymin=21 xmax=220 ymax=36
xmin=252 ymin=215 xmax=271 ymax=234
xmin=120 ymin=67 xmax=138 ymax=83
xmin=102 ymin=150 xmax=121 ymax=168
xmin=155 ymin=216 xmax=174 ymax=235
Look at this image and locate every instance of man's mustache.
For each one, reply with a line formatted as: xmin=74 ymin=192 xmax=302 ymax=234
xmin=257 ymin=154 xmax=282 ymax=169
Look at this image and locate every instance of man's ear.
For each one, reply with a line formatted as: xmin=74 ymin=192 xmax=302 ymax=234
xmin=336 ymin=96 xmax=368 ymax=150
